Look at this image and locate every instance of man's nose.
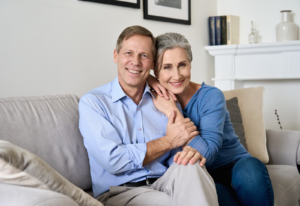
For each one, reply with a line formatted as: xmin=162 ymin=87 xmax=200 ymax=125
xmin=131 ymin=55 xmax=140 ymax=66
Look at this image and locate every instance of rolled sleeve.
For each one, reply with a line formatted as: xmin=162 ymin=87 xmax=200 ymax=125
xmin=79 ymin=95 xmax=147 ymax=175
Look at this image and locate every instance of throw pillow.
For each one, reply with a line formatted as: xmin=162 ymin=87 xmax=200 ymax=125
xmin=0 ymin=140 xmax=103 ymax=206
xmin=222 ymin=87 xmax=268 ymax=163
xmin=226 ymin=97 xmax=248 ymax=150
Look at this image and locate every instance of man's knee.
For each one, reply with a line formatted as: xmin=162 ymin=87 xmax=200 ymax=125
xmin=172 ymin=161 xmax=209 ymax=177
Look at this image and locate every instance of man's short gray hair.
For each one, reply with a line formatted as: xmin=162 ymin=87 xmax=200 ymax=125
xmin=155 ymin=33 xmax=192 ymax=74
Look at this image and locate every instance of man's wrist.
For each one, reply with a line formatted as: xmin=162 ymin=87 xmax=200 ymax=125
xmin=161 ymin=135 xmax=174 ymax=150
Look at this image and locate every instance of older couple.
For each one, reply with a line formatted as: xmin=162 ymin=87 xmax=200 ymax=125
xmin=79 ymin=25 xmax=274 ymax=206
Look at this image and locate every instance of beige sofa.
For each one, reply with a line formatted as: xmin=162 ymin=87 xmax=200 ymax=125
xmin=0 ymin=89 xmax=299 ymax=206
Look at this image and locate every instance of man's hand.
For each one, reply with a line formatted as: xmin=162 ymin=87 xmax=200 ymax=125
xmin=174 ymin=146 xmax=206 ymax=167
xmin=147 ymin=74 xmax=177 ymax=101
xmin=164 ymin=111 xmax=199 ymax=149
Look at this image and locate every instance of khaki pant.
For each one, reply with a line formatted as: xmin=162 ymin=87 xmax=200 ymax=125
xmin=97 ymin=162 xmax=219 ymax=206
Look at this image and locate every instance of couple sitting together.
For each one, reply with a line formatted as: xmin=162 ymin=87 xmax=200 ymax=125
xmin=79 ymin=25 xmax=274 ymax=206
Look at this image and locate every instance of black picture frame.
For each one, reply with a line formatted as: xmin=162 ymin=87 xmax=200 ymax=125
xmin=143 ymin=0 xmax=191 ymax=25
xmin=82 ymin=0 xmax=140 ymax=9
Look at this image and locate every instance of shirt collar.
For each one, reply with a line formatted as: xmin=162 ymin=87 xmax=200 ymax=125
xmin=111 ymin=76 xmax=155 ymax=103
xmin=144 ymin=81 xmax=155 ymax=99
xmin=111 ymin=77 xmax=127 ymax=102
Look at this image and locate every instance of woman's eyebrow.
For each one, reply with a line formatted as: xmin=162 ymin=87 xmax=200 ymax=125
xmin=178 ymin=60 xmax=188 ymax=64
xmin=177 ymin=60 xmax=188 ymax=65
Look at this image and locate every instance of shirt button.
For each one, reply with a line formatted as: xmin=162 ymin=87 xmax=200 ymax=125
xmin=139 ymin=128 xmax=142 ymax=131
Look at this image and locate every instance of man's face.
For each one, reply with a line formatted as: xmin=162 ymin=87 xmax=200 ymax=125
xmin=114 ymin=35 xmax=154 ymax=91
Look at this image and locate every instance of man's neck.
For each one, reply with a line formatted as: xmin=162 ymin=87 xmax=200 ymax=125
xmin=119 ymin=82 xmax=146 ymax=105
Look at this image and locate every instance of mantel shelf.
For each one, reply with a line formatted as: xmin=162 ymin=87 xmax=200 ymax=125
xmin=204 ymin=40 xmax=300 ymax=90
xmin=205 ymin=40 xmax=300 ymax=56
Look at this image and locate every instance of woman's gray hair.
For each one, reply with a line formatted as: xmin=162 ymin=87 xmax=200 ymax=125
xmin=155 ymin=32 xmax=192 ymax=74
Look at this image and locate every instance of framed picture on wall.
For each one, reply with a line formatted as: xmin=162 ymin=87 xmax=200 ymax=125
xmin=81 ymin=0 xmax=140 ymax=9
xmin=143 ymin=0 xmax=191 ymax=25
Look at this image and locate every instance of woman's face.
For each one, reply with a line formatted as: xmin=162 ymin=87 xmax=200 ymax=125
xmin=156 ymin=47 xmax=191 ymax=95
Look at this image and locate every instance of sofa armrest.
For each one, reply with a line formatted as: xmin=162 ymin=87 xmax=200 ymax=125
xmin=266 ymin=129 xmax=300 ymax=168
xmin=0 ymin=183 xmax=79 ymax=206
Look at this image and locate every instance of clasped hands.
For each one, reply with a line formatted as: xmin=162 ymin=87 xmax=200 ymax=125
xmin=164 ymin=109 xmax=206 ymax=167
xmin=149 ymin=78 xmax=205 ymax=167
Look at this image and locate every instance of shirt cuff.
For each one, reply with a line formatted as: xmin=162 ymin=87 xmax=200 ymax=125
xmin=125 ymin=143 xmax=147 ymax=174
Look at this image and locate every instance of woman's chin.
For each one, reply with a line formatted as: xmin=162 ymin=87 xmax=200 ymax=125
xmin=166 ymin=87 xmax=184 ymax=95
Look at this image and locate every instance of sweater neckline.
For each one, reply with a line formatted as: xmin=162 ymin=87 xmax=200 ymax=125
xmin=183 ymin=82 xmax=205 ymax=111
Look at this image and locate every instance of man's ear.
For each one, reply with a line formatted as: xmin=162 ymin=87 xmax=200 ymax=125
xmin=150 ymin=62 xmax=158 ymax=77
xmin=113 ymin=49 xmax=118 ymax=63
xmin=153 ymin=69 xmax=158 ymax=79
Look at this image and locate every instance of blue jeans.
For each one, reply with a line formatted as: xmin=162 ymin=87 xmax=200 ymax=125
xmin=209 ymin=157 xmax=274 ymax=206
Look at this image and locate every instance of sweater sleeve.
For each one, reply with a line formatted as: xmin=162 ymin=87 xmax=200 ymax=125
xmin=188 ymin=88 xmax=226 ymax=166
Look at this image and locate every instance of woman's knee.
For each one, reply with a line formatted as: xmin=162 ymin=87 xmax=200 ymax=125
xmin=231 ymin=157 xmax=268 ymax=189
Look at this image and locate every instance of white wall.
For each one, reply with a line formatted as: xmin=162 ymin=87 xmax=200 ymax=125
xmin=244 ymin=80 xmax=300 ymax=131
xmin=0 ymin=0 xmax=217 ymax=97
xmin=218 ymin=0 xmax=300 ymax=44
xmin=217 ymin=0 xmax=300 ymax=131
xmin=2 ymin=0 xmax=298 ymax=130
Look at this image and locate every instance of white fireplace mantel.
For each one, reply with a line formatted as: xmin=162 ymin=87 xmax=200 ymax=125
xmin=205 ymin=40 xmax=300 ymax=90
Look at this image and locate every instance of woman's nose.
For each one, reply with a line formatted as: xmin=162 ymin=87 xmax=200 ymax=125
xmin=173 ymin=68 xmax=181 ymax=80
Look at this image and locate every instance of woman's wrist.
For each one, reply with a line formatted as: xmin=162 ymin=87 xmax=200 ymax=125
xmin=167 ymin=109 xmax=184 ymax=122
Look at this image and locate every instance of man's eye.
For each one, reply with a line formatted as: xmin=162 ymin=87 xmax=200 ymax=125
xmin=125 ymin=52 xmax=131 ymax=55
xmin=179 ymin=64 xmax=186 ymax=67
xmin=142 ymin=54 xmax=148 ymax=58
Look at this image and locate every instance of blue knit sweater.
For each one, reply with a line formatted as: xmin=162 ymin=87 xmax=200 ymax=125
xmin=186 ymin=83 xmax=251 ymax=171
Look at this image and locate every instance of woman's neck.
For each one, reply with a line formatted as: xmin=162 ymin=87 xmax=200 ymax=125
xmin=176 ymin=82 xmax=201 ymax=109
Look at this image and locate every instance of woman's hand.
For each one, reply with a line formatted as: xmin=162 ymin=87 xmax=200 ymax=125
xmin=151 ymin=91 xmax=178 ymax=118
xmin=174 ymin=146 xmax=206 ymax=167
xmin=147 ymin=74 xmax=177 ymax=101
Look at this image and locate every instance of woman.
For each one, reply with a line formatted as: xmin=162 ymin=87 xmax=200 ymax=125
xmin=148 ymin=33 xmax=274 ymax=206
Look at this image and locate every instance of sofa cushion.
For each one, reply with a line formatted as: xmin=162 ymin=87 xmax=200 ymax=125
xmin=226 ymin=97 xmax=247 ymax=150
xmin=0 ymin=182 xmax=79 ymax=206
xmin=0 ymin=140 xmax=103 ymax=206
xmin=0 ymin=94 xmax=91 ymax=189
xmin=223 ymin=87 xmax=268 ymax=163
xmin=266 ymin=165 xmax=300 ymax=206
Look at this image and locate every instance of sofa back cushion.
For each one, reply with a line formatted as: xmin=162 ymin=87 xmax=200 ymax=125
xmin=0 ymin=94 xmax=91 ymax=190
xmin=226 ymin=97 xmax=248 ymax=150
xmin=223 ymin=87 xmax=269 ymax=163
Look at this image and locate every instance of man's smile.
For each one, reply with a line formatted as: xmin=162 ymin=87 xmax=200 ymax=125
xmin=126 ymin=68 xmax=142 ymax=74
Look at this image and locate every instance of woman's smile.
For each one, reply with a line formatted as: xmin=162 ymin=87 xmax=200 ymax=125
xmin=157 ymin=47 xmax=191 ymax=95
xmin=169 ymin=80 xmax=185 ymax=87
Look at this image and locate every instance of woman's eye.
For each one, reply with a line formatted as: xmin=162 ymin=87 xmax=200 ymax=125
xmin=164 ymin=66 xmax=170 ymax=70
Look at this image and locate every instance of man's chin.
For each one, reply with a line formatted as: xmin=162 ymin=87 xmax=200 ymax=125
xmin=125 ymin=80 xmax=146 ymax=88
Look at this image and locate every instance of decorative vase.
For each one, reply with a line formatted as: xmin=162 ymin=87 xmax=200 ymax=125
xmin=276 ymin=10 xmax=298 ymax=42
xmin=249 ymin=21 xmax=258 ymax=44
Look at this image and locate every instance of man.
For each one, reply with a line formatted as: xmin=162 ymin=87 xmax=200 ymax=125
xmin=79 ymin=25 xmax=218 ymax=206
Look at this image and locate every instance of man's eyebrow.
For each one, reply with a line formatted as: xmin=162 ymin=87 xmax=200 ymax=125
xmin=141 ymin=51 xmax=151 ymax=55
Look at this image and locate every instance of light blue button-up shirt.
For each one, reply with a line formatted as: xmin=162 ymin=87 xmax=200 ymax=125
xmin=79 ymin=77 xmax=181 ymax=197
